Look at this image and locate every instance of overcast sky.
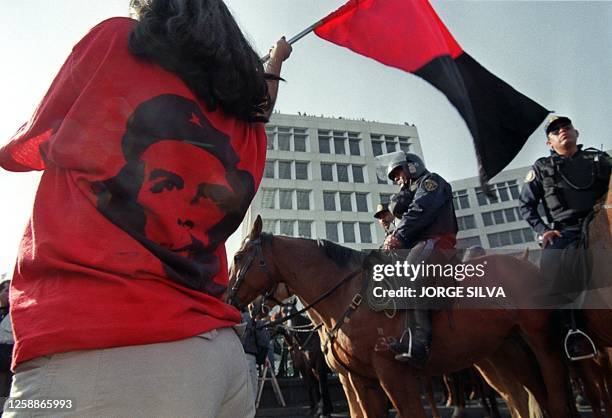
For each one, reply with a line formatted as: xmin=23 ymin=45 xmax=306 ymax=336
xmin=1 ymin=1 xmax=611 ymax=273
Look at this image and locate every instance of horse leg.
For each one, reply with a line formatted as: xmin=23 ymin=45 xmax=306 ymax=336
xmin=520 ymin=325 xmax=575 ymax=417
xmin=371 ymin=356 xmax=427 ymax=418
xmin=348 ymin=372 xmax=389 ymax=418
xmin=424 ymin=378 xmax=442 ymax=418
xmin=317 ymin=363 xmax=333 ymax=416
xmin=573 ymin=359 xmax=606 ymax=418
xmin=338 ymin=372 xmax=365 ymax=418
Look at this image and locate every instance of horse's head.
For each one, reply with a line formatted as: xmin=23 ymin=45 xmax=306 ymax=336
xmin=227 ymin=215 xmax=281 ymax=310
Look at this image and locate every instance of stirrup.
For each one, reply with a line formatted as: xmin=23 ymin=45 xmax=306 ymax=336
xmin=564 ymin=329 xmax=597 ymax=361
xmin=390 ymin=328 xmax=413 ymax=361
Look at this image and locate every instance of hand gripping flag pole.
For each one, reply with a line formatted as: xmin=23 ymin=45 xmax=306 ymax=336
xmin=260 ymin=20 xmax=325 ymax=63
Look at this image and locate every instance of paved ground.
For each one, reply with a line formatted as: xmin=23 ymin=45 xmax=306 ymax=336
xmin=257 ymin=403 xmax=598 ymax=418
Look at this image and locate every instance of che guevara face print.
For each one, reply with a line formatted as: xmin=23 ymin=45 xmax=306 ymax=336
xmin=93 ymin=94 xmax=255 ymax=295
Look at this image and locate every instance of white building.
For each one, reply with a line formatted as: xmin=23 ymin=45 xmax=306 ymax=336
xmin=451 ymin=166 xmax=540 ymax=250
xmin=240 ymin=113 xmax=423 ymax=250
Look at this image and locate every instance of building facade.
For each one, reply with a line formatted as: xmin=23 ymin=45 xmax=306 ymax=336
xmin=240 ymin=113 xmax=423 ymax=250
xmin=451 ymin=166 xmax=540 ymax=250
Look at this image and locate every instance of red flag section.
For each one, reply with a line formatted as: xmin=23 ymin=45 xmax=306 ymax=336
xmin=314 ymin=0 xmax=549 ymax=182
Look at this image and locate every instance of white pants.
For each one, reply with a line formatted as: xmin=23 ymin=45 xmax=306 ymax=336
xmin=5 ymin=328 xmax=254 ymax=418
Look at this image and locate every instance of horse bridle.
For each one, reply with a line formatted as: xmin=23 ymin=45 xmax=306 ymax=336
xmin=228 ymin=236 xmax=278 ymax=309
xmin=228 ymin=234 xmax=363 ymax=329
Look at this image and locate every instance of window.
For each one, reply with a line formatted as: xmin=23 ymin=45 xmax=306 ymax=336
xmin=482 ymin=212 xmax=493 ymax=226
xmin=355 ymin=193 xmax=368 ymax=212
xmin=298 ymin=221 xmax=312 ymax=238
xmin=326 ymin=222 xmax=339 ymax=242
xmin=323 ymin=191 xmax=336 ymax=211
xmin=295 ymin=162 xmax=308 ymax=180
xmin=339 ymin=192 xmax=352 ymax=211
xmin=482 ymin=207 xmax=522 ymax=226
xmin=453 ymin=189 xmax=470 ymax=210
xmin=372 ymin=140 xmax=383 ymax=156
xmin=337 ymin=164 xmax=349 ymax=182
xmin=321 ymin=163 xmax=333 ymax=181
xmin=264 ymin=161 xmax=274 ymax=179
xmin=508 ymin=180 xmax=520 ymax=199
xmin=504 ymin=208 xmax=517 ymax=223
xmin=457 ymin=215 xmax=475 ymax=231
xmin=398 ymin=137 xmax=411 ymax=153
xmin=265 ymin=127 xmax=275 ymax=150
xmin=359 ymin=223 xmax=372 ymax=243
xmin=294 ymin=129 xmax=307 ymax=152
xmin=261 ymin=189 xmax=275 ymax=209
xmin=477 ymin=181 xmax=520 ymax=206
xmin=352 ymin=165 xmax=364 ymax=183
xmin=457 ymin=236 xmax=482 ymax=249
xmin=349 ymin=138 xmax=361 ymax=156
xmin=493 ymin=210 xmax=504 ymax=224
xmin=318 ymin=130 xmax=331 ymax=154
xmin=487 ymin=228 xmax=535 ymax=248
xmin=343 ymin=222 xmax=356 ymax=243
xmin=296 ymin=190 xmax=310 ymax=210
xmin=380 ymin=193 xmax=392 ymax=204
xmin=278 ymin=133 xmax=291 ymax=151
xmin=262 ymin=219 xmax=276 ymax=233
xmin=278 ymin=161 xmax=291 ymax=179
xmin=476 ymin=188 xmax=488 ymax=206
xmin=280 ymin=220 xmax=294 ymax=236
xmin=279 ymin=190 xmax=293 ymax=209
xmin=385 ymin=140 xmax=397 ymax=153
xmin=333 ymin=137 xmax=346 ymax=155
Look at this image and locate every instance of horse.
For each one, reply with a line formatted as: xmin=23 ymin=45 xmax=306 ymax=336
xmin=583 ymin=176 xmax=612 ymax=345
xmin=228 ymin=216 xmax=575 ymax=418
xmin=270 ymin=298 xmax=334 ymax=417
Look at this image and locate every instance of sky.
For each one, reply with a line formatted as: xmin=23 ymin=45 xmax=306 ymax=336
xmin=1 ymin=1 xmax=611 ymax=274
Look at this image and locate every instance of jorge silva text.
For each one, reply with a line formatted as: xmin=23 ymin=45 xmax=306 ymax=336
xmin=371 ymin=286 xmax=506 ymax=298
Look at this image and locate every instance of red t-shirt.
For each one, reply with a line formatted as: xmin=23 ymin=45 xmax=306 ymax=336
xmin=0 ymin=17 xmax=266 ymax=368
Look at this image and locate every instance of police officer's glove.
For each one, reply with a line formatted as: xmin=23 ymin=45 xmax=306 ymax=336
xmin=383 ymin=234 xmax=403 ymax=250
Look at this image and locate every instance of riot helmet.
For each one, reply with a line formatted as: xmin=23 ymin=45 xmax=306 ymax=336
xmin=386 ymin=151 xmax=427 ymax=181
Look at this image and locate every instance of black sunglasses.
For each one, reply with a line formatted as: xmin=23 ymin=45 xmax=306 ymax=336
xmin=549 ymin=124 xmax=572 ymax=136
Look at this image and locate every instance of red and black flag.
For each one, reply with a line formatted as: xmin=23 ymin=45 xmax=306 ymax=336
xmin=314 ymin=0 xmax=549 ymax=182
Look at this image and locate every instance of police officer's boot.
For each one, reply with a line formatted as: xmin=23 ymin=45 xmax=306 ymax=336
xmin=563 ymin=310 xmax=597 ymax=361
xmin=389 ymin=309 xmax=431 ymax=368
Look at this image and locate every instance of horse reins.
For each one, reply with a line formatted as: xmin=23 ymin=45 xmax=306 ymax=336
xmin=229 ymin=234 xmax=363 ymax=330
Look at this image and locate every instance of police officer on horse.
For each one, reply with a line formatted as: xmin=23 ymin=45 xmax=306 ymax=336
xmin=381 ymin=152 xmax=458 ymax=367
xmin=519 ymin=115 xmax=610 ymax=360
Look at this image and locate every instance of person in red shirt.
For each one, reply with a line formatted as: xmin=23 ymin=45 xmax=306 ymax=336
xmin=0 ymin=0 xmax=291 ymax=416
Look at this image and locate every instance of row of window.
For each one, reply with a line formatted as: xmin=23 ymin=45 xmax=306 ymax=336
xmin=265 ymin=125 xmax=413 ymax=158
xmin=318 ymin=130 xmax=362 ymax=156
xmin=371 ymin=134 xmax=411 ymax=156
xmin=475 ymin=181 xmax=520 ymax=206
xmin=265 ymin=126 xmax=308 ymax=152
xmin=261 ymin=219 xmax=375 ymax=244
xmin=323 ymin=191 xmax=369 ymax=212
xmin=482 ymin=207 xmax=522 ymax=226
xmin=487 ymin=228 xmax=535 ymax=248
xmin=325 ymin=221 xmax=373 ymax=244
xmin=453 ymin=181 xmax=521 ymax=210
xmin=456 ymin=207 xmax=523 ymax=231
xmin=457 ymin=215 xmax=476 ymax=231
xmin=262 ymin=219 xmax=313 ymax=238
xmin=321 ymin=163 xmax=365 ymax=183
xmin=261 ymin=189 xmax=311 ymax=210
xmin=457 ymin=227 xmax=535 ymax=249
xmin=264 ymin=160 xmax=309 ymax=180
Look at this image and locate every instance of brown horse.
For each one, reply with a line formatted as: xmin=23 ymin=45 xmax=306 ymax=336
xmin=228 ymin=216 xmax=575 ymax=418
xmin=583 ymin=176 xmax=612 ymax=344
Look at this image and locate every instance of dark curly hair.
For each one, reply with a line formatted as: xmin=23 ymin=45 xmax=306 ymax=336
xmin=128 ymin=0 xmax=279 ymax=123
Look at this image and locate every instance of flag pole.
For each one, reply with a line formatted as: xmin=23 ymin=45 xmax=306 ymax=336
xmin=260 ymin=20 xmax=324 ymax=63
